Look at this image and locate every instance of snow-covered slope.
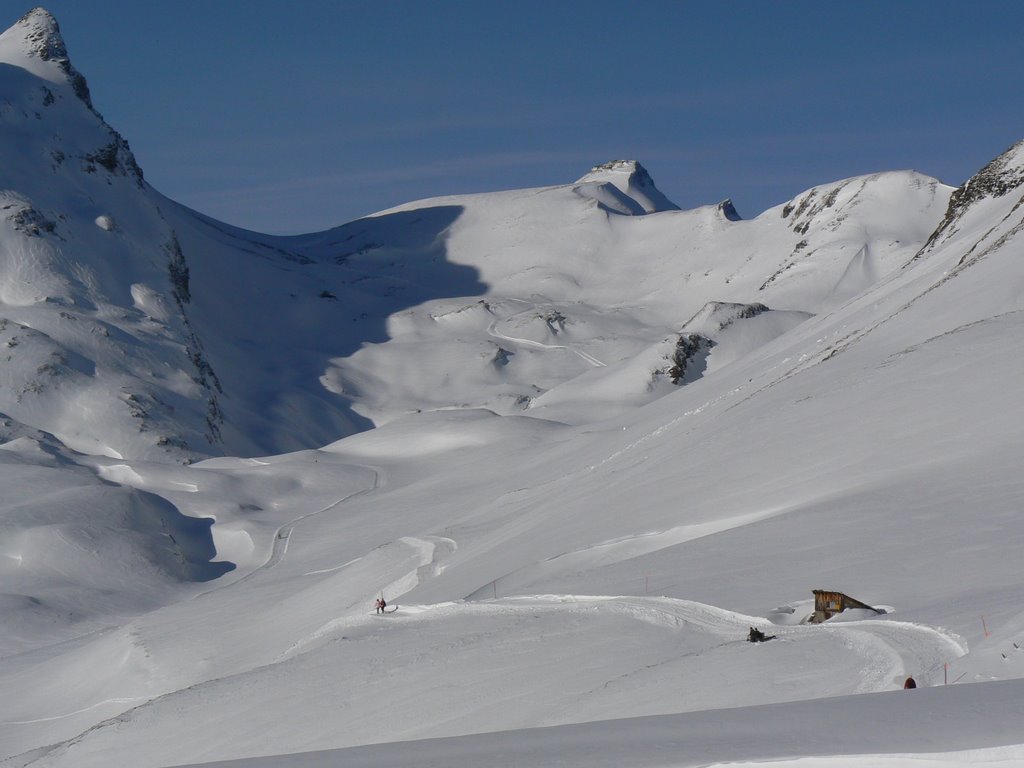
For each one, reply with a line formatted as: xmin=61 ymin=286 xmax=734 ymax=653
xmin=304 ymin=168 xmax=950 ymax=427
xmin=0 ymin=7 xmax=955 ymax=457
xmin=3 ymin=8 xmax=1024 ymax=768
xmin=0 ymin=8 xmax=222 ymax=461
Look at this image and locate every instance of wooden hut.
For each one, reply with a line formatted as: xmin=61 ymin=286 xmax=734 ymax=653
xmin=810 ymin=590 xmax=884 ymax=623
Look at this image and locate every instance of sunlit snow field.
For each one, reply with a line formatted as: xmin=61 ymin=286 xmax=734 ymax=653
xmin=3 ymin=8 xmax=1024 ymax=768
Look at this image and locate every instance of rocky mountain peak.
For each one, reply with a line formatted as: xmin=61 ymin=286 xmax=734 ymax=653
xmin=0 ymin=8 xmax=143 ymax=185
xmin=951 ymin=139 xmax=1024 ymax=205
xmin=914 ymin=138 xmax=1024 ymax=258
xmin=582 ymin=159 xmax=649 ymax=178
xmin=0 ymin=7 xmax=93 ymax=107
xmin=12 ymin=8 xmax=63 ymax=59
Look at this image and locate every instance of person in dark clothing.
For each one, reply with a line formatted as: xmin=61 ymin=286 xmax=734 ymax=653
xmin=747 ymin=626 xmax=776 ymax=642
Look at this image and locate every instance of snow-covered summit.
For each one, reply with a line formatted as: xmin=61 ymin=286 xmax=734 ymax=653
xmin=575 ymin=159 xmax=681 ymax=213
xmin=0 ymin=1 xmax=957 ymax=461
xmin=0 ymin=7 xmax=92 ymax=106
xmin=3 ymin=8 xmax=65 ymax=63
xmin=773 ymin=170 xmax=947 ymax=236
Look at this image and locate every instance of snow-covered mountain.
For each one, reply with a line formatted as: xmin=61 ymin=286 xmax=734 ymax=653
xmin=3 ymin=8 xmax=1024 ymax=768
xmin=0 ymin=7 xmax=956 ymax=460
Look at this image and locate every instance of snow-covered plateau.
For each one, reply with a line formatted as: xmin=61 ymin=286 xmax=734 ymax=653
xmin=2 ymin=7 xmax=1024 ymax=768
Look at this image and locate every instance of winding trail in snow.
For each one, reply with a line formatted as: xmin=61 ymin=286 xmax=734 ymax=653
xmin=280 ymin=534 xmax=458 ymax=660
xmin=7 ymin=592 xmax=969 ymax=767
xmin=486 ymin=302 xmax=605 ymax=367
xmin=6 ymin=531 xmax=460 ymax=765
xmin=196 ymin=463 xmax=384 ymax=595
xmin=817 ymin=617 xmax=967 ymax=691
xmin=310 ymin=592 xmax=968 ymax=692
xmin=400 ymin=594 xmax=968 ymax=694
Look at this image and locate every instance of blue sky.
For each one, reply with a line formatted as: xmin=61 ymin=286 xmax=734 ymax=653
xmin=7 ymin=1 xmax=1024 ymax=234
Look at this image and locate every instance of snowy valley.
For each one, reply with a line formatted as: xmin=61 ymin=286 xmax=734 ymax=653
xmin=2 ymin=8 xmax=1024 ymax=768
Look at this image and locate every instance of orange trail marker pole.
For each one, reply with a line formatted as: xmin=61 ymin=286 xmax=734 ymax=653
xmin=982 ymin=616 xmax=990 ymax=638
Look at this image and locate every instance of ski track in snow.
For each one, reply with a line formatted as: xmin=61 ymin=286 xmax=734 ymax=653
xmin=818 ymin=619 xmax=968 ymax=690
xmin=303 ymin=555 xmax=364 ymax=576
xmin=7 ymin=532 xmax=462 ymax=766
xmin=0 ymin=699 xmax=149 ymax=727
xmin=483 ymin=508 xmax=799 ymax=598
xmin=3 ymin=464 xmax=389 ymax=765
xmin=487 ymin=303 xmax=605 ymax=367
xmin=281 ymin=534 xmax=458 ymax=660
xmin=3 ymin=586 xmax=967 ymax=767
xmin=196 ymin=464 xmax=384 ymax=595
xmin=18 ymin=524 xmax=443 ymax=762
xmin=285 ymin=593 xmax=967 ymax=686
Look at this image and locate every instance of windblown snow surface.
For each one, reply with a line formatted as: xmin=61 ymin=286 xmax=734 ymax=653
xmin=3 ymin=8 xmax=1024 ymax=768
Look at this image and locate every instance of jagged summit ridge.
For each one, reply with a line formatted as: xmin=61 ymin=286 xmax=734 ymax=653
xmin=0 ymin=6 xmax=93 ymax=106
xmin=575 ymin=159 xmax=680 ymax=214
xmin=581 ymin=159 xmax=651 ymax=178
xmin=958 ymin=138 xmax=1024 ymax=201
xmin=12 ymin=7 xmax=66 ymax=61
xmin=0 ymin=7 xmax=141 ymax=183
xmin=914 ymin=139 xmax=1024 ymax=260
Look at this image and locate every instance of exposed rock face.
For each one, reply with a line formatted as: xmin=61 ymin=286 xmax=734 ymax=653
xmin=9 ymin=7 xmax=94 ymax=108
xmin=664 ymin=302 xmax=772 ymax=385
xmin=1 ymin=192 xmax=56 ymax=236
xmin=951 ymin=139 xmax=1024 ymax=205
xmin=915 ymin=140 xmax=1024 ymax=258
xmin=667 ymin=333 xmax=715 ymax=385
xmin=682 ymin=301 xmax=770 ymax=333
xmin=781 ymin=179 xmax=857 ymax=235
xmin=163 ymin=233 xmax=224 ymax=443
xmin=0 ymin=7 xmax=144 ymax=185
xmin=717 ymin=199 xmax=742 ymax=221
xmin=0 ymin=8 xmax=220 ymax=459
